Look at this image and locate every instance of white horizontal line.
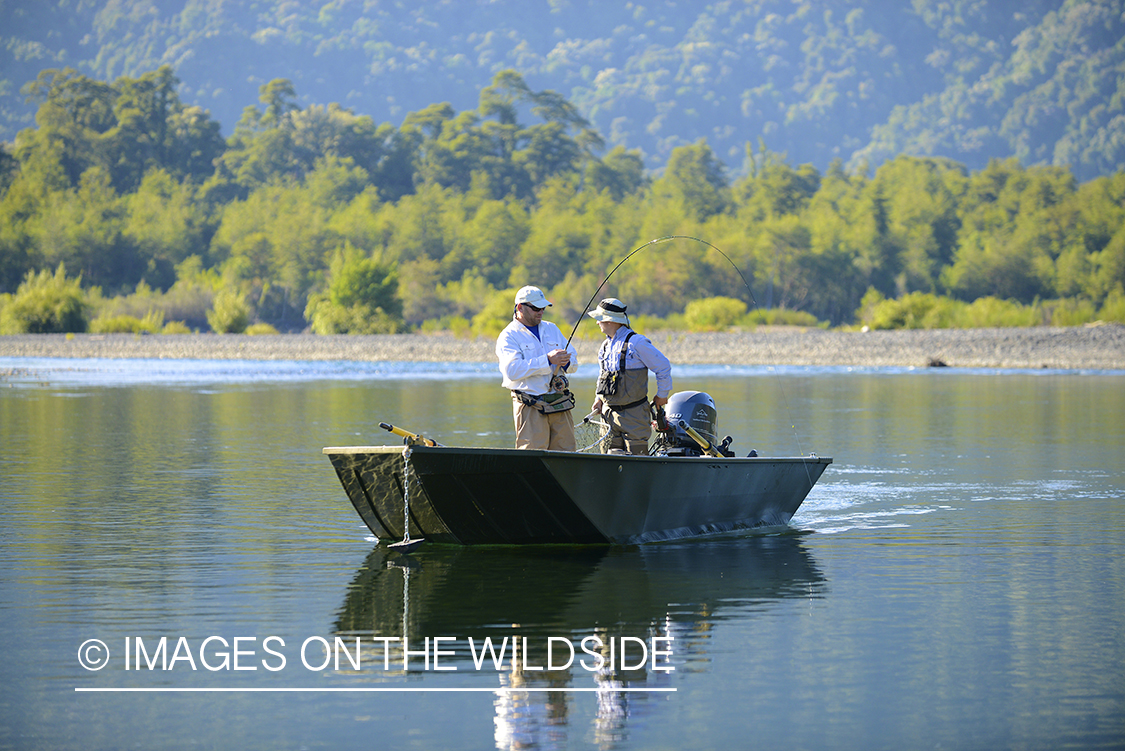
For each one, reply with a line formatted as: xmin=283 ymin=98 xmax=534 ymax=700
xmin=76 ymin=687 xmax=676 ymax=693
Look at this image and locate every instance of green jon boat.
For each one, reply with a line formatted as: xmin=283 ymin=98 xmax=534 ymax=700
xmin=323 ymin=443 xmax=830 ymax=546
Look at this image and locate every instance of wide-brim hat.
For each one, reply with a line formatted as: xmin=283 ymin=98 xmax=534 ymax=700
xmin=514 ymin=286 xmax=552 ymax=308
xmin=587 ymin=298 xmax=629 ymax=325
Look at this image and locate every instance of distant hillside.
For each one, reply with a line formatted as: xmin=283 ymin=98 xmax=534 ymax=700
xmin=2 ymin=0 xmax=1123 ymax=180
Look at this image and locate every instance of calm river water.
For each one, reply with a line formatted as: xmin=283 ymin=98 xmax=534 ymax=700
xmin=1 ymin=357 xmax=1123 ymax=750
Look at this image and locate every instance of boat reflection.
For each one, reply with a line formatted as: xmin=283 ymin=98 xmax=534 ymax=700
xmin=335 ymin=535 xmax=825 ymax=749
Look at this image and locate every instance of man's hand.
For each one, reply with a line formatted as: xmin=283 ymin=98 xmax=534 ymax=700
xmin=547 ymin=349 xmax=571 ymax=367
xmin=652 ymin=395 xmax=669 ymax=407
xmin=591 ymin=396 xmax=604 ymax=413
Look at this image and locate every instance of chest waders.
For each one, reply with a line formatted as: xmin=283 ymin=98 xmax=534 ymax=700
xmin=596 ymin=332 xmax=649 ymax=410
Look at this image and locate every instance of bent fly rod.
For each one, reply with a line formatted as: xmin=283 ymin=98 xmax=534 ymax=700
xmin=562 ymin=234 xmax=759 ymax=349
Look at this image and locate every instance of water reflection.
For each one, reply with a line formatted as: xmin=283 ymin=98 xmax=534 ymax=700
xmin=335 ymin=536 xmax=824 ymax=749
xmin=7 ymin=363 xmax=1120 ymax=750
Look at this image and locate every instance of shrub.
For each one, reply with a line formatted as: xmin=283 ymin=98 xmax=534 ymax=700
xmin=89 ymin=316 xmax=139 ymax=334
xmin=1047 ymin=298 xmax=1098 ymax=326
xmin=864 ymin=292 xmax=959 ymax=329
xmin=854 ymin=287 xmax=886 ymax=328
xmin=0 ymin=264 xmax=89 ymax=334
xmin=743 ymin=308 xmax=824 ymax=327
xmin=419 ymin=315 xmax=472 ymax=337
xmin=627 ymin=313 xmax=671 ymax=334
xmin=855 ymin=290 xmax=1121 ymax=329
xmin=161 ymin=320 xmax=192 ymax=334
xmin=207 ymin=290 xmax=250 ymax=333
xmin=683 ymin=296 xmax=747 ymax=331
xmin=93 ymin=259 xmax=218 ymax=331
xmin=1098 ymin=287 xmax=1125 ymax=324
xmin=244 ymin=322 xmax=280 ymax=335
xmin=161 ymin=257 xmax=219 ymax=328
xmin=305 ymin=298 xmax=404 ymax=334
xmin=954 ymin=297 xmax=1039 ymax=327
xmin=89 ymin=309 xmax=164 ymax=334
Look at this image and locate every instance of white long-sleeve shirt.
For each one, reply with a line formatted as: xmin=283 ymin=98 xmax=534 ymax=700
xmin=496 ymin=318 xmax=577 ymax=394
xmin=598 ymin=326 xmax=673 ymax=399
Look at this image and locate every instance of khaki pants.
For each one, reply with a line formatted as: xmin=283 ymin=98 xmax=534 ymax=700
xmin=603 ymin=402 xmax=651 ymax=455
xmin=512 ymin=398 xmax=576 ymax=451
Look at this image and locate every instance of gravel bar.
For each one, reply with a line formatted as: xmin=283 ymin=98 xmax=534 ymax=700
xmin=2 ymin=325 xmax=1123 ymax=370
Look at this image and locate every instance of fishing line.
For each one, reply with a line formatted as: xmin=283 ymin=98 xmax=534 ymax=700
xmin=564 ymin=235 xmax=748 ymax=345
xmin=566 ymin=234 xmax=815 ymax=481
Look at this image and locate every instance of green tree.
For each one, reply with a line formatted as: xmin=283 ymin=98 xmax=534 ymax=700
xmin=32 ymin=166 xmax=141 ymax=292
xmin=17 ymin=68 xmax=117 ymax=188
xmin=801 ymin=161 xmax=883 ymax=319
xmin=516 ymin=121 xmax=582 ymax=188
xmin=17 ymin=66 xmax=224 ymax=194
xmin=124 ymin=169 xmax=213 ymax=289
xmin=220 ymin=78 xmax=406 ymax=198
xmin=108 ymin=66 xmax=187 ymax=189
xmin=585 ymin=146 xmax=649 ymax=200
xmin=165 ymin=105 xmax=226 ymax=184
xmin=943 ymin=159 xmax=1075 ymax=302
xmin=470 ymin=287 xmax=521 ymax=339
xmin=373 ymin=181 xmax=458 ymax=271
xmin=0 ymin=168 xmax=46 ymax=292
xmin=1060 ymin=171 xmax=1125 ymax=301
xmin=0 ymin=147 xmax=18 ymax=195
xmin=512 ymin=177 xmax=595 ymax=292
xmin=736 ymin=144 xmax=821 ymax=220
xmin=656 ymin=140 xmax=730 ymax=222
xmin=750 ymin=215 xmax=814 ymax=312
xmin=407 ymin=70 xmax=602 ymax=202
xmin=435 ymin=268 xmax=497 ymax=321
xmin=304 ymin=245 xmax=403 ymax=334
xmin=212 ymin=176 xmax=340 ymax=320
xmin=868 ymin=156 xmax=966 ymax=293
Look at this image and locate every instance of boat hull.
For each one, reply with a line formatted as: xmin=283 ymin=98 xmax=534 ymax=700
xmin=323 ymin=445 xmax=831 ymax=545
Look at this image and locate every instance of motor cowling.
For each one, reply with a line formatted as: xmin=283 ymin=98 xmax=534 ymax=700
xmin=664 ymin=391 xmax=719 ymax=451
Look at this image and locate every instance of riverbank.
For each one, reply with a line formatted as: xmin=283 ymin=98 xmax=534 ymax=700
xmin=2 ymin=325 xmax=1123 ymax=369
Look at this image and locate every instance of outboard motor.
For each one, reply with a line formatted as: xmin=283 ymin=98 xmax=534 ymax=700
xmin=662 ymin=391 xmax=721 ymax=456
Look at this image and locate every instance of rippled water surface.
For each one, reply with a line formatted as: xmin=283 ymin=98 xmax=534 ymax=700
xmin=2 ymin=358 xmax=1123 ymax=749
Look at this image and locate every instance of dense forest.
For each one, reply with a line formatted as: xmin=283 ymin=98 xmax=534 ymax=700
xmin=2 ymin=0 xmax=1123 ymax=181
xmin=1 ymin=66 xmax=1123 ymax=335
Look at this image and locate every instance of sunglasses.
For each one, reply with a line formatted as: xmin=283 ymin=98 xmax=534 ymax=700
xmin=521 ymin=303 xmax=545 ymax=312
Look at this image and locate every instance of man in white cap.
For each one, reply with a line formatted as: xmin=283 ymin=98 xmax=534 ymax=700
xmin=496 ymin=286 xmax=578 ymax=451
xmin=588 ymin=298 xmax=672 ymax=455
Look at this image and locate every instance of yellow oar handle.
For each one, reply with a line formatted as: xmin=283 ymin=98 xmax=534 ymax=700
xmin=378 ymin=422 xmax=440 ymax=447
xmin=677 ymin=420 xmax=722 ymax=458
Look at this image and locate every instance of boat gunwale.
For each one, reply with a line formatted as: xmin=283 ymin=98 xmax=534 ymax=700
xmin=323 ymin=444 xmax=832 ymax=465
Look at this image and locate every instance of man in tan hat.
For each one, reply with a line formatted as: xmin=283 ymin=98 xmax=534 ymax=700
xmin=588 ymin=298 xmax=672 ymax=455
xmin=496 ymin=286 xmax=578 ymax=450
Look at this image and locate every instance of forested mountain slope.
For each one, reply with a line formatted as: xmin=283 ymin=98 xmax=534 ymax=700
xmin=2 ymin=0 xmax=1123 ymax=180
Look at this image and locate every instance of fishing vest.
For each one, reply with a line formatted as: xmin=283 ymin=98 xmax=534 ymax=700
xmin=596 ymin=332 xmax=649 ymax=408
